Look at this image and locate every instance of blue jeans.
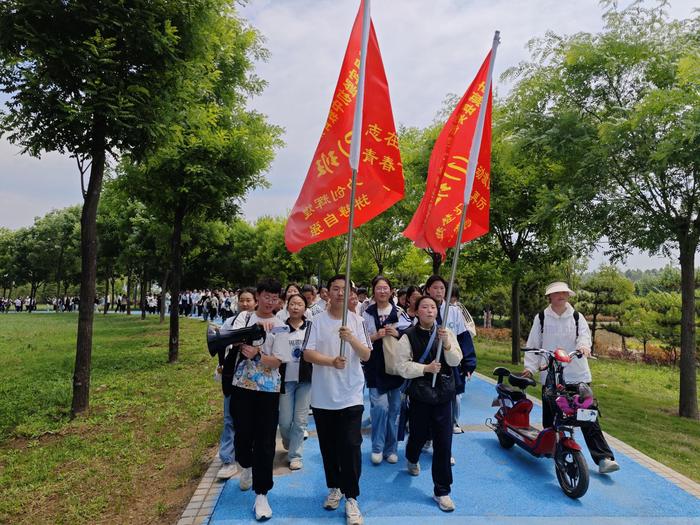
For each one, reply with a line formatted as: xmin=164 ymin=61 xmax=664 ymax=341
xmin=278 ymin=381 xmax=311 ymax=461
xmin=219 ymin=394 xmax=234 ymax=464
xmin=369 ymin=387 xmax=402 ymax=456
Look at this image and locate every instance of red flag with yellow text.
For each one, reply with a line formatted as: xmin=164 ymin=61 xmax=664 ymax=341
xmin=284 ymin=1 xmax=403 ymax=253
xmin=403 ymin=52 xmax=493 ymax=257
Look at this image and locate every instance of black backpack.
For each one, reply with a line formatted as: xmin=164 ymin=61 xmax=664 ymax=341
xmin=539 ymin=310 xmax=580 ymax=337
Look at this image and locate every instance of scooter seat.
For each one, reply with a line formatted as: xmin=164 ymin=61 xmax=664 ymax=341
xmin=496 ymin=383 xmax=526 ymax=401
xmin=509 ymin=374 xmax=536 ymax=390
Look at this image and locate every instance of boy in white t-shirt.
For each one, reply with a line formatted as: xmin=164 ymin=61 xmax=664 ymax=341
xmin=303 ymin=275 xmax=371 ymax=525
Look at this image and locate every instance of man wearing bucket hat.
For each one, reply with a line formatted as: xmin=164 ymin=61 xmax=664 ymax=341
xmin=522 ymin=281 xmax=620 ymax=475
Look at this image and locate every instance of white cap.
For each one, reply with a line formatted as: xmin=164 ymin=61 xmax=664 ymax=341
xmin=544 ymin=281 xmax=576 ymax=297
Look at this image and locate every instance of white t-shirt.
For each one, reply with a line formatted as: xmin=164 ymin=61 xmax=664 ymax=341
xmin=362 ymin=304 xmax=396 ymax=336
xmin=305 ymin=310 xmax=371 ymax=410
xmin=272 ymin=320 xmax=311 ymax=383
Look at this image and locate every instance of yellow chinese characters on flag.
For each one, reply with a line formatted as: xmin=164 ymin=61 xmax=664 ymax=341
xmin=403 ymin=52 xmax=493 ymax=257
xmin=284 ymin=0 xmax=403 ymax=253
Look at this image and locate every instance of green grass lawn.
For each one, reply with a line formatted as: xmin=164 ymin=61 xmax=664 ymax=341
xmin=476 ymin=340 xmax=700 ymax=483
xmin=0 ymin=313 xmax=222 ymax=525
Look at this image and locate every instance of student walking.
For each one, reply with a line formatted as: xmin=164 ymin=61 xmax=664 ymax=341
xmin=362 ymin=276 xmax=403 ymax=465
xmin=229 ymin=279 xmax=288 ymax=521
xmin=303 ymin=275 xmax=372 ymax=525
xmin=276 ymin=293 xmax=313 ymax=471
xmin=395 ymin=296 xmax=463 ymax=512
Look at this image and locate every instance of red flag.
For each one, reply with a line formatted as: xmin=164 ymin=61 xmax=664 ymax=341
xmin=284 ymin=1 xmax=403 ymax=253
xmin=403 ymin=52 xmax=493 ymax=257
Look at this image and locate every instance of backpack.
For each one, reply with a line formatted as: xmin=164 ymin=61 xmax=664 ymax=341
xmin=539 ymin=310 xmax=580 ymax=337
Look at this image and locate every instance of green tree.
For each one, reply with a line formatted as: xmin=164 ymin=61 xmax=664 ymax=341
xmin=488 ymin=104 xmax=596 ymax=363
xmin=577 ymin=266 xmax=635 ymax=350
xmin=646 ymin=292 xmax=684 ymax=365
xmin=620 ymin=295 xmax=656 ymax=356
xmin=356 ymin=212 xmax=409 ymax=276
xmin=392 ymin=246 xmax=432 ymax=286
xmin=0 ymin=0 xmax=228 ymax=414
xmin=0 ymin=228 xmax=17 ymax=297
xmin=123 ymin=5 xmax=282 ymax=362
xmin=510 ymin=2 xmax=699 ymax=417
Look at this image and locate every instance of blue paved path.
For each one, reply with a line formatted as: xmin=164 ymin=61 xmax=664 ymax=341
xmin=208 ymin=375 xmax=700 ymax=524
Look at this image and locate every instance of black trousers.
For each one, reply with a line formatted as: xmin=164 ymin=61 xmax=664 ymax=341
xmin=542 ymin=384 xmax=614 ymax=465
xmin=312 ymin=405 xmax=364 ymax=499
xmin=405 ymin=398 xmax=453 ymax=496
xmin=230 ymin=386 xmax=280 ymax=495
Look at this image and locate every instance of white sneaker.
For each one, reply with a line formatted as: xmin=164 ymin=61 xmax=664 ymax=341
xmin=407 ymin=460 xmax=420 ymax=476
xmin=450 ymin=456 xmax=456 ymax=466
xmin=385 ymin=453 xmax=398 ymax=464
xmin=254 ymin=494 xmax=272 ymax=521
xmin=345 ymin=498 xmax=364 ymax=525
xmin=422 ymin=440 xmax=432 ymax=452
xmin=323 ymin=487 xmax=343 ymax=510
xmin=453 ymin=424 xmax=464 ymax=434
xmin=303 ymin=429 xmax=309 ymax=440
xmin=217 ymin=462 xmax=238 ymax=479
xmin=598 ymin=458 xmax=620 ymax=474
xmin=433 ymin=494 xmax=455 ymax=512
xmin=239 ymin=466 xmax=253 ymax=491
xmin=289 ymin=458 xmax=303 ymax=471
xmin=371 ymin=452 xmax=382 ymax=465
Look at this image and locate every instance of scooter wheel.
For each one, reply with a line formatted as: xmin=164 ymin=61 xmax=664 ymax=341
xmin=555 ymin=448 xmax=589 ymax=498
xmin=496 ymin=429 xmax=515 ymax=449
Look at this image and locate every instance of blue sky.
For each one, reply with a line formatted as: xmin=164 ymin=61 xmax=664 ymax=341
xmin=1 ymin=0 xmax=695 ymax=270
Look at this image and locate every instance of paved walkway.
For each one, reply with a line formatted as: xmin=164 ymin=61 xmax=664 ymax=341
xmin=179 ymin=373 xmax=700 ymax=525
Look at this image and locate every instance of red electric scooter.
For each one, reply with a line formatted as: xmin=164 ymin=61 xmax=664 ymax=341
xmin=485 ymin=348 xmax=597 ymax=498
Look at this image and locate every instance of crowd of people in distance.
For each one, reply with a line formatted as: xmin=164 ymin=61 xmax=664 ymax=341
xmin=0 ymin=296 xmax=39 ymax=312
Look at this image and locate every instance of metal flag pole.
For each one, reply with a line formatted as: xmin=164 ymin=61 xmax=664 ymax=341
xmin=340 ymin=0 xmax=371 ymax=357
xmin=432 ymin=30 xmax=501 ymax=386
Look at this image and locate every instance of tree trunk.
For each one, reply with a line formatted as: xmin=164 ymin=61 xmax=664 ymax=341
xmin=377 ymin=261 xmax=384 ymax=275
xmin=140 ymin=265 xmax=147 ymax=320
xmin=133 ymin=276 xmax=139 ymax=306
xmin=511 ymin=277 xmax=521 ymax=365
xmin=169 ymin=202 xmax=186 ymax=363
xmin=160 ymin=269 xmax=169 ymax=324
xmin=126 ymin=272 xmax=132 ymax=316
xmin=110 ymin=277 xmax=115 ymax=311
xmin=678 ymin=236 xmax=698 ymax=419
xmin=431 ymin=251 xmax=442 ymax=275
xmin=29 ymin=281 xmax=37 ymax=312
xmin=591 ymin=311 xmax=598 ymax=352
xmin=71 ymin=120 xmax=106 ymax=417
xmin=55 ymin=245 xmax=65 ymax=299
xmin=103 ymin=277 xmax=109 ymax=315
